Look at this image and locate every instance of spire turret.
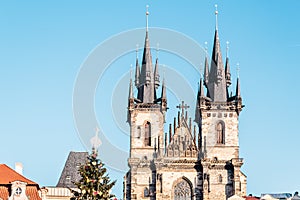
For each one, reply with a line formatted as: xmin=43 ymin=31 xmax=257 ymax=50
xmin=200 ymin=78 xmax=205 ymax=97
xmin=135 ymin=45 xmax=140 ymax=87
xmin=161 ymin=76 xmax=166 ymax=100
xmin=225 ymin=41 xmax=231 ymax=87
xmin=203 ymin=56 xmax=209 ymax=87
xmin=236 ymin=77 xmax=241 ymax=98
xmin=136 ymin=5 xmax=157 ymax=103
xmin=129 ymin=66 xmax=134 ymax=99
xmin=206 ymin=5 xmax=227 ymax=102
xmin=154 ymin=58 xmax=160 ymax=89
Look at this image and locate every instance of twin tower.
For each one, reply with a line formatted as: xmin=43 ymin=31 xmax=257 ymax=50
xmin=124 ymin=7 xmax=246 ymax=200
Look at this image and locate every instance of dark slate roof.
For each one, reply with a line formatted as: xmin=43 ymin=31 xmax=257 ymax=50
xmin=56 ymin=151 xmax=88 ymax=188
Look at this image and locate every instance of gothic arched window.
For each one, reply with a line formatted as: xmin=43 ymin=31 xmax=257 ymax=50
xmin=144 ymin=121 xmax=151 ymax=146
xmin=174 ymin=178 xmax=192 ymax=200
xmin=217 ymin=122 xmax=225 ymax=144
xmin=144 ymin=187 xmax=149 ymax=197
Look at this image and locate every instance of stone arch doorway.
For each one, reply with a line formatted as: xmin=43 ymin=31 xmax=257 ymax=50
xmin=173 ymin=177 xmax=193 ymax=200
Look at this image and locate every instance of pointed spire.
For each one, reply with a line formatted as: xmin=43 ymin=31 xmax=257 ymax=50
xmin=193 ymin=125 xmax=196 ymax=144
xmin=203 ymin=56 xmax=209 ymax=87
xmin=169 ymin=124 xmax=172 ymax=143
xmin=200 ymin=78 xmax=205 ymax=97
xmin=161 ymin=75 xmax=166 ymax=99
xmin=206 ymin=5 xmax=227 ymax=102
xmin=165 ymin=132 xmax=167 ymax=154
xmin=236 ymin=77 xmax=241 ymax=98
xmin=225 ymin=41 xmax=231 ymax=87
xmin=137 ymin=5 xmax=156 ymax=103
xmin=129 ymin=66 xmax=134 ymax=99
xmin=154 ymin=58 xmax=160 ymax=89
xmin=135 ymin=45 xmax=140 ymax=87
xmin=173 ymin=117 xmax=176 ymax=135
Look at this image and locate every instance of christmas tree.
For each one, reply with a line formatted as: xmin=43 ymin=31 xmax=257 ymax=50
xmin=72 ymin=148 xmax=116 ymax=200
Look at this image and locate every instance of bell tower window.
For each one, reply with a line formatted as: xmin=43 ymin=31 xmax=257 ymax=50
xmin=144 ymin=121 xmax=151 ymax=146
xmin=217 ymin=121 xmax=225 ymax=144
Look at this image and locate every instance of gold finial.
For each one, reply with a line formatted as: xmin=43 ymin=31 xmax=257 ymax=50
xmin=215 ymin=4 xmax=219 ymax=30
xmin=226 ymin=41 xmax=230 ymax=58
xmin=146 ymin=5 xmax=149 ymax=32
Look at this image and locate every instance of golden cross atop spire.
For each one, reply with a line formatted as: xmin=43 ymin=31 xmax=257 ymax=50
xmin=146 ymin=5 xmax=149 ymax=32
xmin=215 ymin=4 xmax=219 ymax=30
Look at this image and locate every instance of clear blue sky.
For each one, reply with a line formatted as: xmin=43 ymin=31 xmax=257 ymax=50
xmin=1 ymin=1 xmax=300 ymax=198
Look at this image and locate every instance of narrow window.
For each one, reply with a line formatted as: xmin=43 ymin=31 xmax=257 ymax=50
xmin=144 ymin=122 xmax=151 ymax=146
xmin=217 ymin=122 xmax=225 ymax=144
xmin=144 ymin=187 xmax=149 ymax=197
xmin=137 ymin=126 xmax=141 ymax=139
xmin=219 ymin=174 xmax=223 ymax=183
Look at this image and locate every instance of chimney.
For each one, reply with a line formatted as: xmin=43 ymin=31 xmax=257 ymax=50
xmin=15 ymin=162 xmax=23 ymax=175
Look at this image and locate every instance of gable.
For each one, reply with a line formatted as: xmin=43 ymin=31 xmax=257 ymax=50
xmin=0 ymin=164 xmax=37 ymax=185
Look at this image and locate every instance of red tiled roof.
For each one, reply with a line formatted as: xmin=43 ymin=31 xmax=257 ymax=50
xmin=0 ymin=164 xmax=37 ymax=185
xmin=0 ymin=164 xmax=41 ymax=200
xmin=26 ymin=186 xmax=42 ymax=200
xmin=0 ymin=186 xmax=9 ymax=200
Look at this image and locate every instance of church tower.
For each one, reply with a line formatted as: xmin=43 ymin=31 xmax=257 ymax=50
xmin=124 ymin=5 xmax=247 ymax=200
xmin=195 ymin=5 xmax=246 ymax=199
xmin=125 ymin=6 xmax=168 ymax=200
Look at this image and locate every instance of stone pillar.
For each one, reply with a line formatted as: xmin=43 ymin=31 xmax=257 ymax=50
xmin=231 ymin=158 xmax=243 ymax=196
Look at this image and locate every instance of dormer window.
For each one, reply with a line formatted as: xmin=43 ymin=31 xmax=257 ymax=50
xmin=15 ymin=187 xmax=22 ymax=195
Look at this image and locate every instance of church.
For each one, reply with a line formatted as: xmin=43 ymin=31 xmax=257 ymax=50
xmin=124 ymin=7 xmax=247 ymax=200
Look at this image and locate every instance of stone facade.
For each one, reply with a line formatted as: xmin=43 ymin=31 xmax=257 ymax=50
xmin=124 ymin=8 xmax=246 ymax=200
